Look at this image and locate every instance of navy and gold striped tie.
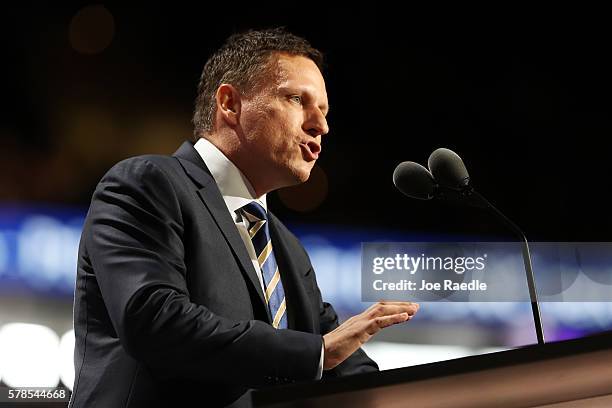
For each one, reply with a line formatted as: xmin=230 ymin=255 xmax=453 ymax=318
xmin=241 ymin=202 xmax=287 ymax=329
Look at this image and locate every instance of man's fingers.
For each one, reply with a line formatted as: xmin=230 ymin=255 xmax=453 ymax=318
xmin=366 ymin=301 xmax=419 ymax=313
xmin=373 ymin=312 xmax=411 ymax=330
xmin=365 ymin=301 xmax=417 ymax=311
xmin=367 ymin=303 xmax=419 ymax=318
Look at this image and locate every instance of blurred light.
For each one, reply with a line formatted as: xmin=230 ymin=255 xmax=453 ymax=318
xmin=362 ymin=342 xmax=509 ymax=370
xmin=60 ymin=107 xmax=190 ymax=166
xmin=59 ymin=330 xmax=75 ymax=391
xmin=17 ymin=216 xmax=80 ymax=289
xmin=362 ymin=342 xmax=474 ymax=370
xmin=0 ymin=232 xmax=8 ymax=276
xmin=306 ymin=242 xmax=367 ymax=306
xmin=278 ymin=164 xmax=328 ymax=212
xmin=0 ymin=323 xmax=60 ymax=387
xmin=69 ymin=5 xmax=115 ymax=54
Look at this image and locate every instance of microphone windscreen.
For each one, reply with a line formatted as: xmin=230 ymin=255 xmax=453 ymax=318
xmin=393 ymin=161 xmax=436 ymax=200
xmin=428 ymin=148 xmax=470 ymax=188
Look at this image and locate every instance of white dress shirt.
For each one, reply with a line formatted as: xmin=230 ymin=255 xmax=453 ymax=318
xmin=193 ymin=137 xmax=324 ymax=379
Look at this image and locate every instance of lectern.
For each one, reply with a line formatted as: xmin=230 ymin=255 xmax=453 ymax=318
xmin=252 ymin=331 xmax=612 ymax=408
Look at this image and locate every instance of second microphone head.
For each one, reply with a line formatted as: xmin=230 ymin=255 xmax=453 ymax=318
xmin=428 ymin=148 xmax=470 ymax=189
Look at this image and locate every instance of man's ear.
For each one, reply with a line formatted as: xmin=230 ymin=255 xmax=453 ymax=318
xmin=215 ymin=84 xmax=241 ymax=127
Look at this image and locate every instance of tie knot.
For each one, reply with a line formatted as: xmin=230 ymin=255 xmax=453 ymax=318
xmin=241 ymin=201 xmax=268 ymax=222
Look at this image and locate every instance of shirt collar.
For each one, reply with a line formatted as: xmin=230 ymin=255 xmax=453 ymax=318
xmin=193 ymin=137 xmax=267 ymax=215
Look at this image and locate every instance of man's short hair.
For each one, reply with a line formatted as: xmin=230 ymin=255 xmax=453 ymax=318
xmin=192 ymin=27 xmax=324 ymax=139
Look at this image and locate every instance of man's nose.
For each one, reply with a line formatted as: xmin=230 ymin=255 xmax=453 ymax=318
xmin=304 ymin=108 xmax=329 ymax=137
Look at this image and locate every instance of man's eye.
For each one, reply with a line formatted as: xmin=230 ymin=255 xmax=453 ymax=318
xmin=290 ymin=95 xmax=302 ymax=104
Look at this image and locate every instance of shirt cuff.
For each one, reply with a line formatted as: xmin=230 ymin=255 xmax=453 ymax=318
xmin=316 ymin=340 xmax=324 ymax=380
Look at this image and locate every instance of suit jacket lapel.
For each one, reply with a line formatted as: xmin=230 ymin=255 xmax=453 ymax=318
xmin=172 ymin=141 xmax=269 ymax=317
xmin=268 ymin=214 xmax=316 ymax=333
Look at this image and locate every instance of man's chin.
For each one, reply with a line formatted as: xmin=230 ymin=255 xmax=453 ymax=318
xmin=296 ymin=169 xmax=312 ymax=183
xmin=272 ymin=161 xmax=315 ymax=190
xmin=296 ymin=163 xmax=315 ymax=183
xmin=283 ymin=166 xmax=313 ymax=187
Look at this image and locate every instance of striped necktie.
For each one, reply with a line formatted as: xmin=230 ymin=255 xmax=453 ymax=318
xmin=241 ymin=202 xmax=288 ymax=329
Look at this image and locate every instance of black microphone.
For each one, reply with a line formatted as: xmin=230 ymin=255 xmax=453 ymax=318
xmin=393 ymin=154 xmax=485 ymax=208
xmin=428 ymin=148 xmax=470 ymax=188
xmin=393 ymin=148 xmax=546 ymax=345
xmin=426 ymin=148 xmax=488 ymax=208
xmin=392 ymin=161 xmax=436 ymax=200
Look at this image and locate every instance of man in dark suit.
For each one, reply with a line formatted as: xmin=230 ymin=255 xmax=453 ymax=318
xmin=69 ymin=28 xmax=419 ymax=408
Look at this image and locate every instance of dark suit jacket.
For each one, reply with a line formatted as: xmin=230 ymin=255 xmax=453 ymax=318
xmin=69 ymin=141 xmax=378 ymax=408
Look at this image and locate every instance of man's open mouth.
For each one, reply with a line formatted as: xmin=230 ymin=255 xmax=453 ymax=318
xmin=300 ymin=141 xmax=321 ymax=160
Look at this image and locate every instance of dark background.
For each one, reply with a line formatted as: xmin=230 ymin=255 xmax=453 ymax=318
xmin=3 ymin=4 xmax=611 ymax=241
